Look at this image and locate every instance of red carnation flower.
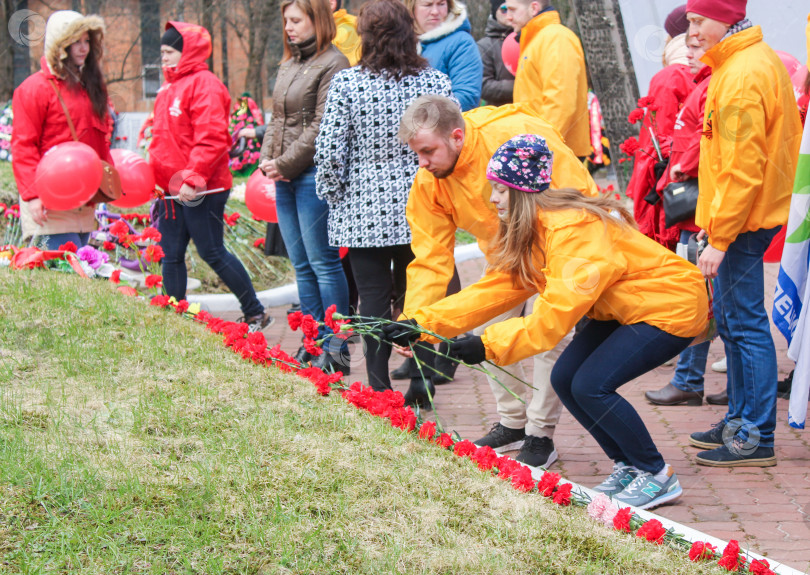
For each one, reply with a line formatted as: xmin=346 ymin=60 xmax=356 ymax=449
xmin=109 ymin=220 xmax=130 ymax=238
xmin=253 ymin=238 xmax=265 ymax=249
xmin=140 ymin=226 xmax=162 ymax=242
xmin=390 ymin=406 xmax=416 ymax=432
xmin=109 ymin=270 xmax=121 ymax=284
xmin=301 ymin=315 xmax=319 ymax=340
xmin=749 ymin=559 xmax=774 ymax=575
xmin=102 ymin=241 xmax=116 ymax=251
xmin=510 ymin=466 xmax=535 ymax=492
xmin=627 ymin=108 xmax=644 ymax=124
xmin=224 ymin=212 xmax=241 ymax=226
xmin=145 ymin=274 xmax=163 ymax=289
xmin=288 ymin=310 xmax=303 ymax=331
xmin=689 ymin=541 xmax=718 ymax=562
xmin=537 ymin=471 xmax=561 ymax=497
xmin=496 ymin=456 xmax=521 ymax=480
xmin=613 ymin=507 xmax=633 ymax=532
xmin=552 ymin=482 xmax=572 ymax=506
xmin=453 ymin=439 xmax=476 ymax=457
xmin=303 ymin=337 xmax=322 ymax=357
xmin=324 ymin=304 xmax=338 ymax=331
xmin=418 ymin=421 xmax=437 ymax=440
xmin=718 ymin=540 xmax=743 ymax=571
xmin=471 ymin=445 xmax=499 ymax=471
xmin=636 ymin=519 xmax=666 ymax=544
xmin=58 ymin=241 xmax=78 ymax=253
xmin=150 ymin=295 xmax=171 ymax=307
xmin=144 ymin=244 xmax=165 ymax=264
xmin=619 ymin=137 xmax=641 ymax=157
xmin=638 ymin=95 xmax=656 ymax=108
xmin=173 ymin=299 xmax=189 ymax=314
xmin=435 ymin=433 xmax=454 ymax=449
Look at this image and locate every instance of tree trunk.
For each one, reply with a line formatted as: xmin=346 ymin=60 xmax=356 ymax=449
xmin=220 ymin=0 xmax=229 ymax=88
xmin=202 ymin=0 xmax=215 ymax=70
xmin=571 ymin=0 xmax=639 ymax=193
xmin=0 ymin=0 xmax=15 ymax=102
xmin=245 ymin=0 xmax=277 ymax=108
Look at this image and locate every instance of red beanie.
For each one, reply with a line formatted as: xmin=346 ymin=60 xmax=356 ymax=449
xmin=686 ymin=0 xmax=746 ymax=25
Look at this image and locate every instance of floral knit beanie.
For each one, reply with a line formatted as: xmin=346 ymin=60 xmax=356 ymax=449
xmin=486 ymin=134 xmax=553 ymax=193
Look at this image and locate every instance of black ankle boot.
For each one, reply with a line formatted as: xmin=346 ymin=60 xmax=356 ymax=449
xmin=403 ymin=377 xmax=436 ymax=410
xmin=432 ymin=354 xmax=459 ymax=385
xmin=390 ymin=357 xmax=414 ymax=380
xmin=294 ymin=345 xmax=312 ymax=365
xmin=311 ymin=351 xmax=351 ymax=376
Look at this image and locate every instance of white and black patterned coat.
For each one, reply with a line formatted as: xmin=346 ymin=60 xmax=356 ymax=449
xmin=315 ymin=67 xmax=456 ymax=248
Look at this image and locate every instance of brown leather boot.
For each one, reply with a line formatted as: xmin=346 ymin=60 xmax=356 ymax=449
xmin=645 ymin=383 xmax=703 ymax=406
xmin=706 ymin=390 xmax=728 ymax=405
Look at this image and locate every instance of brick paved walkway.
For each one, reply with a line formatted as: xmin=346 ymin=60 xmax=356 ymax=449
xmin=238 ymin=253 xmax=810 ymax=573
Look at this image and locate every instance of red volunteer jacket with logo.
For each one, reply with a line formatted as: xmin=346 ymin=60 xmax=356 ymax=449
xmin=149 ymin=21 xmax=232 ymax=194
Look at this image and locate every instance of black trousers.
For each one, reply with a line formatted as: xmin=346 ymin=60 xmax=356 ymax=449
xmin=349 ymin=244 xmax=414 ymax=391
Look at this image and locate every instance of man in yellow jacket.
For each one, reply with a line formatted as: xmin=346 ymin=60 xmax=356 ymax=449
xmin=398 ymin=94 xmax=598 ymax=468
xmin=505 ymin=0 xmax=590 ymax=158
xmin=330 ymin=0 xmax=361 ymax=66
xmin=686 ymin=0 xmax=802 ymax=467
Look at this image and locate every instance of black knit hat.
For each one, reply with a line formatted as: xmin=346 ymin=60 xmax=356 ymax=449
xmin=490 ymin=0 xmax=505 ymax=19
xmin=161 ymin=26 xmax=183 ymax=52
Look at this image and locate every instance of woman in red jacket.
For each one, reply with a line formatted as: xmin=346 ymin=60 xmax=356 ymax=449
xmin=150 ymin=22 xmax=271 ymax=331
xmin=12 ymin=10 xmax=111 ymax=249
xmin=644 ymin=34 xmax=718 ymax=408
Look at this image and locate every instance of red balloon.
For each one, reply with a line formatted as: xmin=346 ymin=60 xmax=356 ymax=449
xmin=501 ymin=31 xmax=520 ymax=76
xmin=245 ymin=169 xmax=278 ymax=223
xmin=109 ymin=148 xmax=156 ymax=208
xmin=775 ymin=50 xmax=802 ymax=78
xmin=35 ymin=141 xmax=102 ymax=211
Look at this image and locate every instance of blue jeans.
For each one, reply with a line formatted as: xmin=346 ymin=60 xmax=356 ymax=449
xmin=671 ymin=230 xmax=710 ymax=392
xmin=42 ymin=232 xmax=90 ymax=250
xmin=714 ymin=227 xmax=779 ymax=447
xmin=275 ymin=166 xmax=348 ymax=338
xmin=157 ymin=191 xmax=264 ymax=317
xmin=551 ymin=320 xmax=693 ymax=473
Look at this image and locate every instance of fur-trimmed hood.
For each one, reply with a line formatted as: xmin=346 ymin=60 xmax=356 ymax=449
xmin=419 ymin=3 xmax=471 ymax=44
xmin=44 ymin=10 xmax=105 ymax=79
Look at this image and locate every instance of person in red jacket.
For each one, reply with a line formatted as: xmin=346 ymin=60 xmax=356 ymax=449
xmin=645 ymin=34 xmax=719 ymax=407
xmin=626 ymin=5 xmax=696 ymax=249
xmin=12 ymin=10 xmax=111 ymax=249
xmin=150 ymin=22 xmax=271 ymax=331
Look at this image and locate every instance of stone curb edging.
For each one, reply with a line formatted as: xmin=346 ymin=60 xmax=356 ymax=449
xmin=526 ymin=467 xmax=805 ymax=574
xmin=187 ymin=243 xmax=486 ymax=312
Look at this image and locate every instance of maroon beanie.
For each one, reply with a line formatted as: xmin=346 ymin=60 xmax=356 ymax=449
xmin=665 ymin=5 xmax=689 ymax=37
xmin=686 ymin=0 xmax=746 ymax=25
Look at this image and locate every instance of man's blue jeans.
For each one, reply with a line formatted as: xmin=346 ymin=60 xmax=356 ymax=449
xmin=42 ymin=232 xmax=91 ymax=250
xmin=275 ymin=166 xmax=348 ymax=338
xmin=671 ymin=230 xmax=710 ymax=392
xmin=714 ymin=227 xmax=779 ymax=447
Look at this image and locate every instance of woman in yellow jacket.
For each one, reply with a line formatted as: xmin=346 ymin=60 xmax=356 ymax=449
xmin=383 ymin=135 xmax=708 ymax=510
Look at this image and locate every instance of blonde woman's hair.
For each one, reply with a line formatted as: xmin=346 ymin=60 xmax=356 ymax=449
xmin=487 ymin=187 xmax=636 ymax=289
xmin=280 ymin=0 xmax=336 ymax=62
xmin=402 ymin=0 xmax=461 ymax=19
xmin=398 ymin=94 xmax=464 ymax=142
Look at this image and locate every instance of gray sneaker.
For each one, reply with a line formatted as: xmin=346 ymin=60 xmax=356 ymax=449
xmin=592 ymin=462 xmax=638 ymax=496
xmin=614 ymin=468 xmax=682 ymax=510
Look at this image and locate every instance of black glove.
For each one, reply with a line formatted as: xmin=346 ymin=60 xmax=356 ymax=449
xmin=448 ymin=335 xmax=486 ymax=365
xmin=379 ymin=319 xmax=421 ymax=347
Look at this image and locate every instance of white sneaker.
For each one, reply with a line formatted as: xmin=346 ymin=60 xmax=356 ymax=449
xmin=711 ymin=357 xmax=727 ymax=373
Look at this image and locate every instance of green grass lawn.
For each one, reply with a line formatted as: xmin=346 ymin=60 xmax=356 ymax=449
xmin=0 ymin=270 xmax=726 ymax=574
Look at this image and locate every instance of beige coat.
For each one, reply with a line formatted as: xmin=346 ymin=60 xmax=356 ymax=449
xmin=260 ymin=39 xmax=348 ymax=180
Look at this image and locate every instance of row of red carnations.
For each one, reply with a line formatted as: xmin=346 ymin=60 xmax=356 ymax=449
xmin=135 ymin=294 xmax=779 ymax=574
